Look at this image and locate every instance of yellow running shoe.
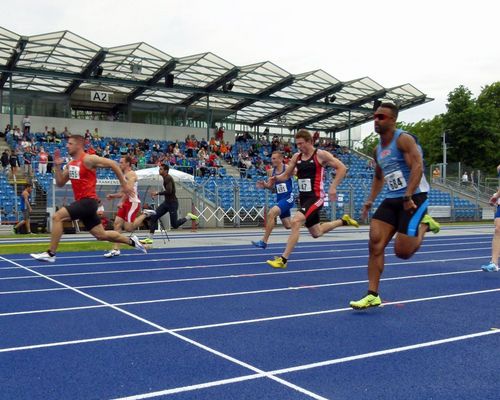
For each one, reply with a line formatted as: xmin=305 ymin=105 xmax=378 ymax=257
xmin=266 ymin=256 xmax=287 ymax=269
xmin=186 ymin=212 xmax=199 ymax=221
xmin=349 ymin=293 xmax=382 ymax=309
xmin=342 ymin=214 xmax=359 ymax=228
xmin=140 ymin=238 xmax=153 ymax=245
xmin=422 ymin=214 xmax=440 ymax=234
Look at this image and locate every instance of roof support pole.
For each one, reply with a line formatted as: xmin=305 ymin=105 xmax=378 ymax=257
xmin=206 ymin=95 xmax=210 ymax=141
xmin=9 ymin=74 xmax=13 ymax=129
xmin=347 ymin=110 xmax=352 ymax=169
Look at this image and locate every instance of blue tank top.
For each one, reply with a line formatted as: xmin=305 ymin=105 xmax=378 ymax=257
xmin=20 ymin=192 xmax=31 ymax=211
xmin=273 ymin=165 xmax=294 ymax=201
xmin=375 ymin=129 xmax=429 ymax=198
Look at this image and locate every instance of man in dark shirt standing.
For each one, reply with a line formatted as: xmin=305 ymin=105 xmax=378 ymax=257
xmin=140 ymin=164 xmax=198 ymax=244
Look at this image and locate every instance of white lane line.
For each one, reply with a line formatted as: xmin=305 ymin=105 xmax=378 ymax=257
xmin=0 ymin=256 xmax=487 ymax=296
xmin=0 ymin=255 xmax=328 ymax=400
xmin=17 ymin=244 xmax=491 ymax=270
xmin=2 ymin=288 xmax=498 ymax=351
xmin=111 ymin=374 xmax=265 ymax=400
xmin=5 ymin=236 xmax=488 ymax=264
xmin=0 ymin=246 xmax=489 ymax=284
xmin=0 ymin=330 xmax=164 ymax=353
xmin=111 ymin=329 xmax=500 ymax=400
xmin=172 ymin=288 xmax=500 ymax=332
xmin=269 ymin=329 xmax=500 ymax=376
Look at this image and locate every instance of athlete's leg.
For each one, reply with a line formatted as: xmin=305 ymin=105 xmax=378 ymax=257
xmin=492 ymin=217 xmax=500 ymax=265
xmin=110 ymin=216 xmax=125 ymax=251
xmin=49 ymin=207 xmax=72 ymax=253
xmin=367 ymin=219 xmax=397 ymax=293
xmin=282 ymin=211 xmax=306 ymax=259
xmin=89 ymin=223 xmax=136 ymax=245
xmin=262 ymin=206 xmax=282 ymax=243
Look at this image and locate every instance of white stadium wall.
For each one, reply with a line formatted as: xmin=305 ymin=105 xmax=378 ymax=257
xmin=0 ymin=113 xmax=237 ymax=143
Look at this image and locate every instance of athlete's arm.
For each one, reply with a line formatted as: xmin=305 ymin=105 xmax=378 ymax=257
xmin=84 ymin=155 xmax=132 ymax=195
xmin=318 ymin=149 xmax=346 ymax=201
xmin=398 ymin=133 xmax=423 ymax=210
xmin=54 ymin=153 xmax=69 ymax=187
xmin=273 ymin=153 xmax=299 ymax=183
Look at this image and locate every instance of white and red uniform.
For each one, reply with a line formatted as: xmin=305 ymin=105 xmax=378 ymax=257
xmin=116 ymin=176 xmax=140 ymax=223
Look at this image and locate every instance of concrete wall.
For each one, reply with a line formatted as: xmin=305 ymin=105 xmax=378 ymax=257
xmin=0 ymin=113 xmax=236 ymax=143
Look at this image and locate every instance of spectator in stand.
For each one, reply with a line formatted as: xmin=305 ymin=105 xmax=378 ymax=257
xmin=84 ymin=129 xmax=92 ymax=141
xmin=94 ymin=128 xmax=100 ymax=139
xmin=22 ymin=115 xmax=31 ymax=135
xmin=9 ymin=148 xmax=19 ymax=177
xmin=2 ymin=124 xmax=11 ymax=138
xmin=46 ymin=153 xmax=53 ymax=174
xmin=61 ymin=127 xmax=71 ymax=139
xmin=87 ymin=145 xmax=96 ymax=155
xmin=173 ymin=143 xmax=181 ymax=157
xmin=313 ymin=130 xmax=320 ymax=147
xmin=38 ymin=147 xmax=48 ymax=175
xmin=461 ymin=171 xmax=469 ymax=185
xmin=14 ymin=126 xmax=23 ymax=142
xmin=138 ymin=151 xmax=147 ymax=169
xmin=216 ymin=126 xmax=224 ymax=142
xmin=23 ymin=146 xmax=35 ymax=176
xmin=1 ymin=149 xmax=9 ymax=172
xmin=432 ymin=167 xmax=441 ymax=183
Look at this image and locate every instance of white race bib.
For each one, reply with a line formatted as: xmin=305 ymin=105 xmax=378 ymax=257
xmin=69 ymin=165 xmax=80 ymax=180
xmin=384 ymin=170 xmax=407 ymax=191
xmin=276 ymin=183 xmax=288 ymax=194
xmin=298 ymin=178 xmax=312 ymax=192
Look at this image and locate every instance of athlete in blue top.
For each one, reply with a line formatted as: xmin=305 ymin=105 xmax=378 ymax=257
xmin=481 ymin=162 xmax=500 ymax=272
xmin=350 ymin=102 xmax=440 ymax=309
xmin=252 ymin=151 xmax=295 ymax=249
xmin=14 ymin=184 xmax=32 ymax=234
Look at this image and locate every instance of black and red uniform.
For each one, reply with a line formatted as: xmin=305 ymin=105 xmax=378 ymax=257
xmin=65 ymin=153 xmax=101 ymax=230
xmin=296 ymin=150 xmax=325 ymax=227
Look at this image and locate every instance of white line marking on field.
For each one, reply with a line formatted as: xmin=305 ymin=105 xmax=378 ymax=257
xmin=0 ymin=255 xmax=329 ymax=400
xmin=111 ymin=329 xmax=500 ymax=399
xmin=0 ymin=253 xmax=489 ymax=294
xmin=22 ymin=244 xmax=493 ymax=270
xmin=269 ymin=329 xmax=500 ymax=376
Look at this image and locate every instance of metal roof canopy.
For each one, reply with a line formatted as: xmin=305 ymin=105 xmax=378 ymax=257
xmin=0 ymin=26 xmax=432 ymax=132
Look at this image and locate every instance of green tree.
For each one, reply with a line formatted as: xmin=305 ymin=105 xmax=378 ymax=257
xmin=443 ymin=84 xmax=498 ymax=173
xmin=357 ymin=132 xmax=379 ymax=156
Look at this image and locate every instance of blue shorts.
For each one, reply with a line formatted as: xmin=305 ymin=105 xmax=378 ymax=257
xmin=495 ymin=205 xmax=500 ymax=219
xmin=276 ymin=197 xmax=294 ymax=220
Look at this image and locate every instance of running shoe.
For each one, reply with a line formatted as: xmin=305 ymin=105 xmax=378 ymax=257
xmin=104 ymin=249 xmax=121 ymax=258
xmin=139 ymin=238 xmax=154 ymax=245
xmin=422 ymin=214 xmax=440 ymax=234
xmin=130 ymin=235 xmax=147 ymax=254
xmin=252 ymin=240 xmax=267 ymax=249
xmin=142 ymin=209 xmax=156 ymax=217
xmin=186 ymin=212 xmax=199 ymax=221
xmin=30 ymin=251 xmax=56 ymax=263
xmin=481 ymin=261 xmax=499 ymax=272
xmin=342 ymin=214 xmax=359 ymax=228
xmin=349 ymin=293 xmax=382 ymax=309
xmin=266 ymin=256 xmax=287 ymax=269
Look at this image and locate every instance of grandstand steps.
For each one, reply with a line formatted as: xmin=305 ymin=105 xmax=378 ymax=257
xmin=222 ymin=161 xmax=242 ymax=178
xmin=432 ymin=181 xmax=490 ymax=208
xmin=30 ymin=181 xmax=49 ymax=232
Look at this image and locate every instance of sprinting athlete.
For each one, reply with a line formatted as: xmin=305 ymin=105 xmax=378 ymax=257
xmin=481 ymin=163 xmax=500 ymax=272
xmin=103 ymin=155 xmax=156 ymax=258
xmin=31 ymin=135 xmax=146 ymax=263
xmin=350 ymin=102 xmax=440 ymax=309
xmin=252 ymin=151 xmax=295 ymax=249
xmin=266 ymin=129 xmax=359 ymax=269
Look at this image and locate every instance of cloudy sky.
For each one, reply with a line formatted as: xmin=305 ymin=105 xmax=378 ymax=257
xmin=2 ymin=0 xmax=499 ymax=132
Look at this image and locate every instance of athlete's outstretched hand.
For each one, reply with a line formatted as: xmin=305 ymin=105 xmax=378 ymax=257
xmin=256 ymin=180 xmax=266 ymax=189
xmin=361 ymin=200 xmax=373 ymax=220
xmin=54 ymin=149 xmax=64 ymax=166
xmin=403 ymin=198 xmax=417 ymax=212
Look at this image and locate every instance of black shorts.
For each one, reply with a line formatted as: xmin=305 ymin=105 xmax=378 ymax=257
xmin=65 ymin=198 xmax=101 ymax=230
xmin=298 ymin=196 xmax=324 ymax=228
xmin=372 ymin=193 xmax=428 ymax=236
